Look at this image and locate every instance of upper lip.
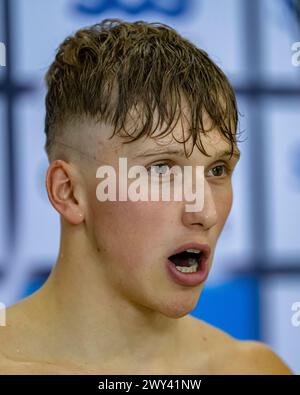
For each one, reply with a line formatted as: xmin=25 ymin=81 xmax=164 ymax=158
xmin=168 ymin=243 xmax=211 ymax=261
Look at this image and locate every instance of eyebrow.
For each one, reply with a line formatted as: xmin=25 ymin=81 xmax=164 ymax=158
xmin=134 ymin=147 xmax=241 ymax=161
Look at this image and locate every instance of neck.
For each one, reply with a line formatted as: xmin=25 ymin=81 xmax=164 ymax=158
xmin=34 ymin=230 xmax=187 ymax=371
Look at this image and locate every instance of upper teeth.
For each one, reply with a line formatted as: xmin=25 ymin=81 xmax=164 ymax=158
xmin=186 ymin=248 xmax=201 ymax=254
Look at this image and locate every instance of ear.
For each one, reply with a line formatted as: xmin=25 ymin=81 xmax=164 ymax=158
xmin=46 ymin=160 xmax=85 ymax=225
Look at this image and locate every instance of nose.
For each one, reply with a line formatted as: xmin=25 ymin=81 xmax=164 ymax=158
xmin=182 ymin=178 xmax=218 ymax=230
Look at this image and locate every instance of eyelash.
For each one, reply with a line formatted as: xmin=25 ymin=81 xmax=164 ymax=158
xmin=147 ymin=161 xmax=233 ymax=178
xmin=207 ymin=163 xmax=233 ymax=178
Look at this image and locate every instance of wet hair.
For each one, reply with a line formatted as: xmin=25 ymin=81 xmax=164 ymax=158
xmin=44 ymin=18 xmax=242 ymax=161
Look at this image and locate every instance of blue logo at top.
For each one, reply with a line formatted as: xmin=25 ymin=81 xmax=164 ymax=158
xmin=74 ymin=0 xmax=190 ymax=16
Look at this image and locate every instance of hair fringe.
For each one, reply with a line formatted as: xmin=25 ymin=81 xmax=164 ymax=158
xmin=44 ymin=18 xmax=243 ymax=160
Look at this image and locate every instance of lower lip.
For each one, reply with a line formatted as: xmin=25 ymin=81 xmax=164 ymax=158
xmin=165 ymin=257 xmax=209 ymax=286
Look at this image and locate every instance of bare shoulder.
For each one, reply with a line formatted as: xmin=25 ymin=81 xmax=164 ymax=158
xmin=0 ymin=351 xmax=28 ymax=374
xmin=0 ymin=347 xmax=11 ymax=374
xmin=0 ymin=301 xmax=95 ymax=375
xmin=226 ymin=340 xmax=294 ymax=375
xmin=186 ymin=316 xmax=293 ymax=374
xmin=0 ymin=297 xmax=50 ymax=374
xmin=0 ymin=325 xmax=83 ymax=375
xmin=0 ymin=350 xmax=75 ymax=375
xmin=0 ymin=327 xmax=26 ymax=374
xmin=0 ymin=302 xmax=29 ymax=374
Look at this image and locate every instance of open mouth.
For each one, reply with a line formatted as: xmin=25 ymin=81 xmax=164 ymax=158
xmin=168 ymin=249 xmax=204 ymax=273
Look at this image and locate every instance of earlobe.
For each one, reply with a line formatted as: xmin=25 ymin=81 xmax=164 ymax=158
xmin=46 ymin=160 xmax=85 ymax=225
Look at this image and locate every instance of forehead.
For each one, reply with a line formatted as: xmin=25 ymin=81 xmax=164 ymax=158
xmin=102 ymin=133 xmax=231 ymax=165
xmin=116 ymin=134 xmax=238 ymax=167
xmin=69 ymin=100 xmax=236 ymax=164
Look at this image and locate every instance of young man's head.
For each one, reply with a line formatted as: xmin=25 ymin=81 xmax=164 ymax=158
xmin=44 ymin=19 xmax=241 ymax=317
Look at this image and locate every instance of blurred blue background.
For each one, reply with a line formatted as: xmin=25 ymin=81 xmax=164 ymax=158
xmin=0 ymin=0 xmax=299 ymax=373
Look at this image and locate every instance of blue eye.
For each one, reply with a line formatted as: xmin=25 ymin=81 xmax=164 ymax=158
xmin=149 ymin=163 xmax=171 ymax=176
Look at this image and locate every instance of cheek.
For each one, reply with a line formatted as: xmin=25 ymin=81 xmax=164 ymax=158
xmin=215 ymin=186 xmax=233 ymax=231
xmin=89 ymin=198 xmax=171 ymax=267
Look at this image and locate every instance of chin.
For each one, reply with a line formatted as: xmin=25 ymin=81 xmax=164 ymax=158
xmin=157 ymin=297 xmax=201 ymax=319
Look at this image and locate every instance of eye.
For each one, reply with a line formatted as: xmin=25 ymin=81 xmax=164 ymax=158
xmin=207 ymin=164 xmax=231 ymax=178
xmin=148 ymin=162 xmax=172 ymax=176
